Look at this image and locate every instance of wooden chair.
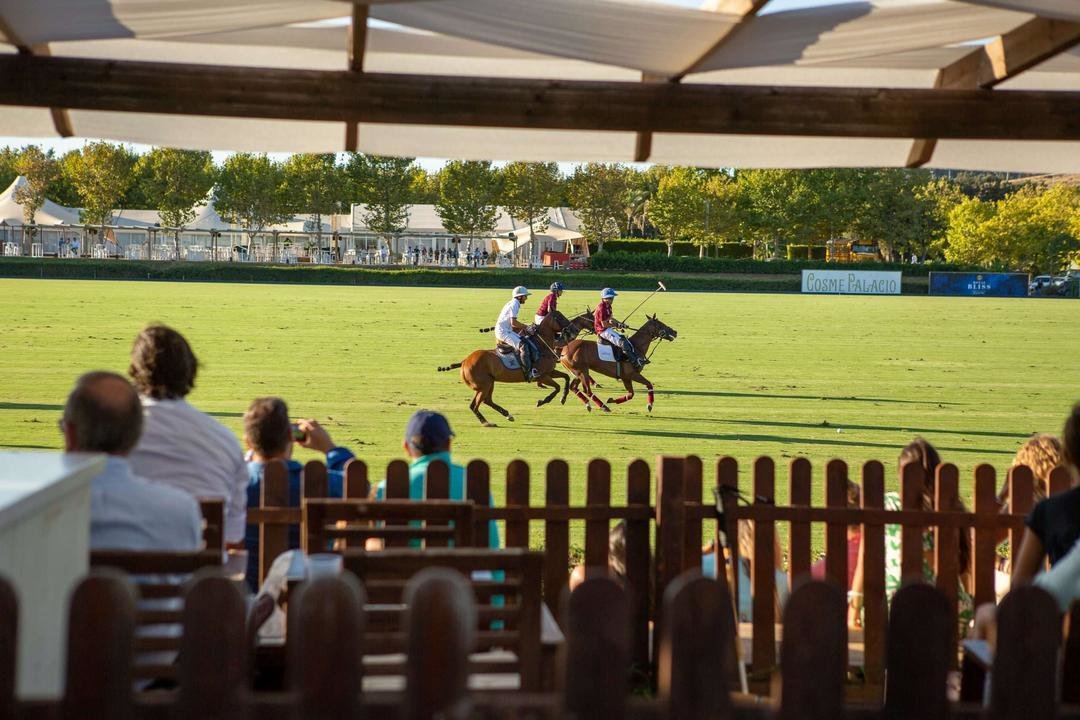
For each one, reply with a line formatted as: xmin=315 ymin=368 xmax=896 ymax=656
xmin=303 ymin=498 xmax=475 ymax=552
xmin=196 ymin=497 xmax=225 ymax=553
xmin=340 ymin=548 xmax=544 ymax=690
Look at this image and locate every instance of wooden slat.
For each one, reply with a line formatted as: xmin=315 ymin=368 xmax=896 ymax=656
xmin=505 ymin=460 xmax=530 ymax=549
xmin=1008 ymin=464 xmax=1035 ymax=570
xmin=565 ymin=577 xmax=629 ymax=720
xmin=989 ymin=585 xmax=1061 ymax=720
xmin=385 ymin=459 xmax=411 ymax=549
xmin=91 ymin=550 xmax=222 ymax=575
xmin=348 ymin=4 xmax=369 ymax=74
xmin=518 ymin=553 xmax=544 ymax=691
xmin=585 ymin=458 xmax=612 ymax=577
xmin=62 ymin=573 xmax=136 ymax=720
xmin=884 ymin=584 xmax=951 ymax=720
xmin=476 ymin=505 xmax=653 ymax=522
xmin=712 ymin=504 xmax=1026 ymax=529
xmin=625 ymin=458 xmax=652 ymax=669
xmin=344 ymin=458 xmax=370 ymax=500
xmin=717 ymin=457 xmax=740 ymax=624
xmin=788 ymin=457 xmax=812 ymax=583
xmin=1062 ymin=601 xmax=1080 ymax=704
xmin=197 ymin=498 xmax=224 ymax=553
xmin=934 ymin=462 xmax=961 ymax=664
xmin=302 ymin=460 xmax=329 ymax=500
xmin=404 ymin=568 xmax=474 ymax=720
xmin=683 ymin=456 xmax=704 ymax=574
xmin=900 ymin=460 xmax=925 ymax=584
xmin=544 ymin=460 xmax=570 ymax=616
xmin=424 ymin=459 xmax=451 ymax=548
xmin=655 ymin=456 xmax=686 ymax=635
xmin=260 ymin=460 xmax=290 ymax=585
xmin=466 ymin=460 xmax=492 ymax=548
xmin=291 ymin=576 xmax=365 ymax=720
xmin=3 ymin=55 xmax=1080 ymax=140
xmin=972 ymin=465 xmax=998 ymax=609
xmin=178 ymin=574 xmax=246 ymax=720
xmin=824 ymin=459 xmax=848 ymax=590
xmin=751 ymin=456 xmax=776 ymax=675
xmin=0 ymin=577 xmax=15 ymax=720
xmin=778 ymin=581 xmax=845 ymax=720
xmin=861 ymin=460 xmax=887 ymax=691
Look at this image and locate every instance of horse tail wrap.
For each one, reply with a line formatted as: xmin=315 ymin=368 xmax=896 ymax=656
xmin=437 ymin=362 xmax=463 ymax=372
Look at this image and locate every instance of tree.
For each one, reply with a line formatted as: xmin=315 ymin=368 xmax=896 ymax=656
xmin=64 ymin=142 xmax=137 ymax=240
xmin=345 ymin=154 xmax=416 ymax=251
xmin=0 ymin=146 xmax=18 ymax=191
xmin=700 ymin=172 xmax=746 ymax=255
xmin=136 ymin=148 xmax=216 ymax=260
xmin=435 ymin=160 xmax=502 ymax=250
xmin=282 ymin=153 xmax=345 ymax=249
xmin=214 ymin=153 xmax=290 ymax=252
xmin=12 ymin=146 xmax=60 ymax=225
xmin=501 ymin=161 xmax=561 ymax=247
xmin=737 ymin=169 xmax=821 ymax=258
xmin=408 ymin=167 xmax=439 ymax=203
xmin=649 ymin=167 xmax=707 ymax=256
xmin=567 ymin=163 xmax=628 ymax=252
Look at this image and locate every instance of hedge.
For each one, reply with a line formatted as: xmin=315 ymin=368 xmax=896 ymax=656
xmin=591 ymin=239 xmax=754 ymax=259
xmin=586 ymin=251 xmax=984 ymax=277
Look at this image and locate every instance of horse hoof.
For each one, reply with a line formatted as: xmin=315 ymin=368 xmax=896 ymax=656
xmin=606 ymin=398 xmax=616 ymax=405
xmin=585 ymin=404 xmax=592 ymax=413
xmin=647 ymin=404 xmax=653 ymax=412
xmin=482 ymin=422 xmax=497 ymax=428
xmin=601 ymin=406 xmax=612 ymax=414
xmin=507 ymin=415 xmax=515 ymax=422
xmin=536 ymin=400 xmax=544 ymax=407
xmin=560 ymin=397 xmax=567 ymax=405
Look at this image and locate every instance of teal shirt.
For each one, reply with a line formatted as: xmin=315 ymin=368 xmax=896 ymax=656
xmin=376 ymin=451 xmax=500 ymax=549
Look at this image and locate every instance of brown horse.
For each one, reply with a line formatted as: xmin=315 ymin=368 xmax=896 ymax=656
xmin=438 ymin=310 xmax=594 ymax=426
xmin=561 ymin=314 xmax=677 ymax=413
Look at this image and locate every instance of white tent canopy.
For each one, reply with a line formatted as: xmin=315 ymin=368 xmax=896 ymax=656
xmin=0 ymin=0 xmax=1078 ymax=171
xmin=0 ymin=176 xmax=80 ymax=226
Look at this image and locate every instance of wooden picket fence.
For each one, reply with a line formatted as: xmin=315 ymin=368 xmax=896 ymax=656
xmin=3 ymin=568 xmax=1079 ymax=720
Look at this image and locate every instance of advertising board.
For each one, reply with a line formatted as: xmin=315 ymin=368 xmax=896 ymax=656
xmin=801 ymin=269 xmax=902 ymax=295
xmin=928 ymin=272 xmax=1028 ymax=297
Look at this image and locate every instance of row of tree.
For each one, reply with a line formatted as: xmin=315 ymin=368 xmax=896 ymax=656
xmin=2 ymin=143 xmax=1077 ymax=272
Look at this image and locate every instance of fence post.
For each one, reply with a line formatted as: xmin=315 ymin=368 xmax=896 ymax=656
xmin=989 ymin=585 xmax=1061 ymax=720
xmin=654 ymin=456 xmax=686 ymax=634
xmin=425 ymin=460 xmax=451 ymax=548
xmin=466 ymin=460 xmax=492 ymax=549
xmin=861 ymin=460 xmax=887 ymax=693
xmin=716 ymin=457 xmax=740 ymax=624
xmin=0 ymin=577 xmax=15 ymax=720
xmin=291 ymin=575 xmax=366 ymax=720
xmin=505 ymin=460 xmax=530 ymax=549
xmin=824 ymin=459 xmax=849 ymax=590
xmin=972 ymin=465 xmax=998 ymax=609
xmin=1007 ymin=464 xmax=1035 ymax=555
xmin=544 ymin=460 xmax=570 ymax=617
xmin=584 ymin=459 xmax=612 ymax=576
xmin=302 ymin=459 xmax=329 ymax=500
xmin=178 ymin=573 xmax=247 ymax=720
xmin=751 ymin=456 xmax=777 ymax=676
xmin=405 ymin=568 xmax=475 ymax=720
xmin=788 ymin=458 xmax=812 ymax=583
xmin=344 ymin=458 xmax=370 ymax=500
xmin=564 ymin=577 xmax=629 ymax=720
xmin=62 ymin=572 xmax=137 ymax=720
xmin=260 ymin=460 xmax=290 ymax=586
xmin=385 ymin=459 xmax=412 ymax=548
xmin=777 ymin=581 xmax=845 ymax=720
xmin=683 ymin=455 xmax=704 ymax=573
xmin=933 ymin=463 xmax=961 ymax=664
xmin=900 ymin=460 xmax=925 ymax=585
xmin=884 ymin=584 xmax=951 ymax=720
xmin=658 ymin=573 xmax=735 ymax=720
xmin=625 ymin=459 xmax=652 ymax=670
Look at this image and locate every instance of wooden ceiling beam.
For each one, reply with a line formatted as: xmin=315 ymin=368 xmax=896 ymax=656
xmin=906 ymin=16 xmax=1080 ymax=167
xmin=635 ymin=0 xmax=769 ymax=161
xmin=345 ymin=3 xmax=369 ymax=152
xmin=0 ymin=54 xmax=1079 ymax=141
xmin=0 ymin=13 xmax=74 ymax=138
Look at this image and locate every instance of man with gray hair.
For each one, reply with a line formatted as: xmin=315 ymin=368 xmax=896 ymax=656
xmin=61 ymin=371 xmax=202 ymax=551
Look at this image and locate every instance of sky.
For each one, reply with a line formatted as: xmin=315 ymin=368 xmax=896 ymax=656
xmin=0 ymin=0 xmax=851 ymax=172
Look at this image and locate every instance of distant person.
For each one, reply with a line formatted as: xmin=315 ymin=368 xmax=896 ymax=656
xmin=1000 ymin=433 xmax=1063 ymax=510
xmin=482 ymin=249 xmax=490 ymax=265
xmin=810 ymin=478 xmax=862 ymax=589
xmin=701 ymin=520 xmax=789 ymax=623
xmin=1010 ymin=403 xmax=1080 ymax=584
xmin=534 ymin=282 xmax=564 ymax=327
xmin=127 ymin=325 xmax=249 ymax=551
xmin=242 ymin=397 xmax=352 ymax=590
xmin=61 ymin=371 xmax=202 ymax=552
xmin=374 ymin=409 xmax=499 ymax=548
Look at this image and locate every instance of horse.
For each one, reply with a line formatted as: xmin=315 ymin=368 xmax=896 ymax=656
xmin=438 ymin=310 xmax=594 ymax=427
xmin=560 ymin=314 xmax=677 ymax=413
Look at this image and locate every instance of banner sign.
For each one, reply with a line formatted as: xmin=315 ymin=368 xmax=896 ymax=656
xmin=928 ymin=272 xmax=1028 ymax=297
xmin=801 ymin=269 xmax=901 ymax=295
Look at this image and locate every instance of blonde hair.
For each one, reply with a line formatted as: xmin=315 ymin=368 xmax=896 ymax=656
xmin=1010 ymin=433 xmax=1063 ymax=502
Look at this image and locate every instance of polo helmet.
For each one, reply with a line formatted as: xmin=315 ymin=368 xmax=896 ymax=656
xmin=550 ymin=282 xmax=565 ymax=293
xmin=512 ymin=286 xmax=530 ymax=298
xmin=600 ymin=287 xmax=618 ymax=300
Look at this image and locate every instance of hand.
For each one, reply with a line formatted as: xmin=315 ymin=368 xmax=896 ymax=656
xmin=296 ymin=419 xmax=334 ymax=454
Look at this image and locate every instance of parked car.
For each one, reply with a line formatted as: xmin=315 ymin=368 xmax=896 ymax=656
xmin=1029 ymin=275 xmax=1055 ymax=294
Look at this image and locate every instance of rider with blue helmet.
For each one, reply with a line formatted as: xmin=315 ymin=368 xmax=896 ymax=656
xmin=594 ymin=287 xmax=647 ymax=369
xmin=533 ymin=281 xmax=565 ymax=326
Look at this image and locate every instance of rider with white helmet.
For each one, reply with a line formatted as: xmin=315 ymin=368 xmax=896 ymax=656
xmin=594 ymin=287 xmax=647 ymax=369
xmin=533 ymin=281 xmax=565 ymax=327
xmin=495 ymin=286 xmax=541 ymax=380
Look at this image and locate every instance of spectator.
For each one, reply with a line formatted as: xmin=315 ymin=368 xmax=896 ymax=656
xmin=701 ymin=520 xmax=789 ymax=623
xmin=61 ymin=371 xmax=202 ymax=552
xmin=375 ymin=409 xmax=499 ymax=548
xmin=242 ymin=397 xmax=353 ymax=590
xmin=126 ymin=325 xmax=249 ymax=551
xmin=1000 ymin=433 xmax=1063 ymax=510
xmin=810 ymin=478 xmax=862 ymax=589
xmin=1011 ymin=403 xmax=1080 ymax=584
xmin=482 ymin=249 xmax=490 ymax=265
xmin=569 ymin=521 xmax=628 ymax=590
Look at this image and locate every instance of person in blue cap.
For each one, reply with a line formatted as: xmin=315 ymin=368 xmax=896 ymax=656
xmin=376 ymin=409 xmax=500 ymax=548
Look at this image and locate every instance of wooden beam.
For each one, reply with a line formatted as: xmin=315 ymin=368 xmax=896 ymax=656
xmin=0 ymin=13 xmax=74 ymax=138
xmin=906 ymin=16 xmax=1080 ymax=167
xmin=345 ymin=3 xmax=369 ymax=152
xmin=1 ymin=55 xmax=1079 ymax=141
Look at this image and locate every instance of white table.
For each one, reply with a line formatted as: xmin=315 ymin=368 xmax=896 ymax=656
xmin=0 ymin=452 xmax=104 ymax=698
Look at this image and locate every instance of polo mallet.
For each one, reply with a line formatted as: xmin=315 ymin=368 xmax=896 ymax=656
xmin=620 ymin=281 xmax=667 ymax=325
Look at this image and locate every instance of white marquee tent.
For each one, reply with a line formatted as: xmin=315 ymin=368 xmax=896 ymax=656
xmin=0 ymin=0 xmax=1076 ymax=172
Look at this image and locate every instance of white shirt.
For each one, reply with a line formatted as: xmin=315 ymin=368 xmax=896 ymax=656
xmin=496 ymin=298 xmax=521 ymax=336
xmin=128 ymin=397 xmax=248 ymax=544
xmin=90 ymin=455 xmax=202 ymax=551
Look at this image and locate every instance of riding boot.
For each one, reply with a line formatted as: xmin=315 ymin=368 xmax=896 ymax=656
xmin=519 ymin=347 xmax=538 ymax=381
xmin=623 ymin=340 xmax=648 ymax=369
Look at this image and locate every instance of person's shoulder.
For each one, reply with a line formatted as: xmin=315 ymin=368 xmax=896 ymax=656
xmin=131 ymin=472 xmax=200 ymax=513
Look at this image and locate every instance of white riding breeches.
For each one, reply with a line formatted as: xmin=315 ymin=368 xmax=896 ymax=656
xmin=533 ymin=314 xmax=546 ymax=327
xmin=495 ymin=328 xmax=523 ymax=349
xmin=600 ymin=328 xmax=624 ymax=346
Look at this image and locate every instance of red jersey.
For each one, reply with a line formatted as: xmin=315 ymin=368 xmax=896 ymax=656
xmin=536 ymin=292 xmax=558 ymax=317
xmin=593 ymin=301 xmax=612 ymax=334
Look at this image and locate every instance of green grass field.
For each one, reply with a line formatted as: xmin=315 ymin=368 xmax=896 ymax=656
xmin=2 ymin=279 xmax=1077 ymax=533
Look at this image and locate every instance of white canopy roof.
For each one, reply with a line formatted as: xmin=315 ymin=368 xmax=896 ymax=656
xmin=0 ymin=176 xmax=80 ymax=226
xmin=0 ymin=0 xmax=1077 ymax=171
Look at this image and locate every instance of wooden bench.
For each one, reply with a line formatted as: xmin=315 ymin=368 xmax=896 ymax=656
xmin=303 ymin=498 xmax=475 ymax=552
